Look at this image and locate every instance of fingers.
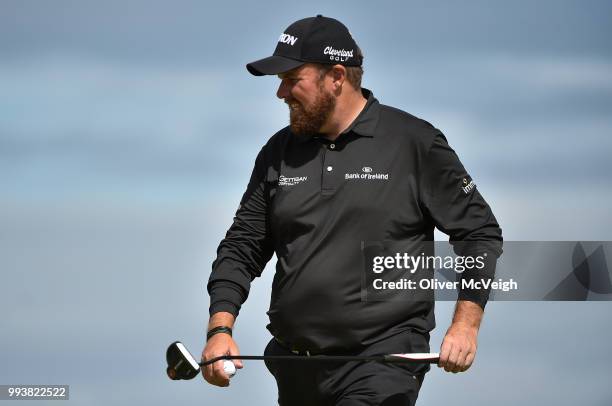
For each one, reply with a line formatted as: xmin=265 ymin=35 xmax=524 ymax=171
xmin=447 ymin=344 xmax=462 ymax=373
xmin=443 ymin=348 xmax=474 ymax=372
xmin=438 ymin=328 xmax=477 ymax=373
xmin=202 ymin=354 xmax=230 ymax=386
xmin=229 ymin=340 xmax=243 ymax=369
xmin=438 ymin=340 xmax=463 ymax=373
xmin=438 ymin=339 xmax=452 ymax=370
xmin=461 ymin=352 xmax=475 ymax=372
xmin=214 ymin=359 xmax=232 ymax=382
xmin=201 ymin=334 xmax=241 ymax=386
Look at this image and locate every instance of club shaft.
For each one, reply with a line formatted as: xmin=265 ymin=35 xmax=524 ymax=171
xmin=200 ymin=354 xmax=439 ymax=366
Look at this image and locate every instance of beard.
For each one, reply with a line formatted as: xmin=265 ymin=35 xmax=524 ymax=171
xmin=286 ymin=87 xmax=336 ymax=138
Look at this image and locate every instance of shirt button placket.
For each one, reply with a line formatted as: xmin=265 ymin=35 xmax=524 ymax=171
xmin=322 ymin=143 xmax=338 ymax=195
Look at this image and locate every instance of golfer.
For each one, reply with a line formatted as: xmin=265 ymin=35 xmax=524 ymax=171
xmin=202 ymin=15 xmax=503 ymax=406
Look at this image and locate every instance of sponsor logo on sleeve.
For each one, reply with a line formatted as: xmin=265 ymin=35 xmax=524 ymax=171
xmin=461 ymin=177 xmax=476 ymax=194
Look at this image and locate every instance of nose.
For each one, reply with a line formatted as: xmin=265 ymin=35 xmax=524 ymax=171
xmin=276 ymin=79 xmax=291 ymax=100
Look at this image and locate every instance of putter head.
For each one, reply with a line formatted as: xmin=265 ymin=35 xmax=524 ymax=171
xmin=166 ymin=341 xmax=201 ymax=380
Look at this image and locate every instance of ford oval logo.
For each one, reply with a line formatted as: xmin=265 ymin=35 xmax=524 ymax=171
xmin=362 ymin=167 xmax=372 ymax=173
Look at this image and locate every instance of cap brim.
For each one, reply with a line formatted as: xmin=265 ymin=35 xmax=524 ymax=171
xmin=246 ymin=56 xmax=305 ymax=76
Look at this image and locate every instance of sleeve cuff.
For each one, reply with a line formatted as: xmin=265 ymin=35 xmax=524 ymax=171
xmin=456 ymin=248 xmax=498 ymax=309
xmin=208 ymin=280 xmax=247 ymax=317
xmin=209 ymin=301 xmax=240 ymax=317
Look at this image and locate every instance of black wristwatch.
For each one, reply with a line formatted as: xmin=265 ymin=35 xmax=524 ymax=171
xmin=207 ymin=326 xmax=233 ymax=341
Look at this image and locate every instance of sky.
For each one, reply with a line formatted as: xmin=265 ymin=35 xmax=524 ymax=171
xmin=1 ymin=0 xmax=611 ymax=404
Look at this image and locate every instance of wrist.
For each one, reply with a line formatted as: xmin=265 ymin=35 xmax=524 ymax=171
xmin=207 ymin=325 xmax=233 ymax=341
xmin=448 ymin=321 xmax=479 ymax=338
xmin=451 ymin=300 xmax=483 ymax=330
xmin=208 ymin=311 xmax=235 ymax=330
xmin=451 ymin=320 xmax=479 ymax=330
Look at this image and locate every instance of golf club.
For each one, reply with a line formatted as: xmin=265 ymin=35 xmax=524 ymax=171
xmin=166 ymin=341 xmax=440 ymax=380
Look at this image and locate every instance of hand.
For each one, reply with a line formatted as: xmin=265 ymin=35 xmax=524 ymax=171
xmin=438 ymin=322 xmax=478 ymax=373
xmin=201 ymin=333 xmax=243 ymax=387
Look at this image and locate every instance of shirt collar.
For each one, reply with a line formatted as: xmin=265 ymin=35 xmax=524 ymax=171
xmin=339 ymin=88 xmax=380 ymax=138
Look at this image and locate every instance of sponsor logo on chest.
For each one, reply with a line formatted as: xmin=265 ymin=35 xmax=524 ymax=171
xmin=279 ymin=174 xmax=308 ymax=186
xmin=345 ymin=166 xmax=390 ymax=181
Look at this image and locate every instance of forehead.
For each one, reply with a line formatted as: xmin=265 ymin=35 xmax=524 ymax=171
xmin=277 ymin=64 xmax=320 ymax=79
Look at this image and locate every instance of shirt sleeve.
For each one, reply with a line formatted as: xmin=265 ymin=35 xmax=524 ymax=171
xmin=207 ymin=146 xmax=274 ymax=317
xmin=418 ymin=132 xmax=503 ymax=309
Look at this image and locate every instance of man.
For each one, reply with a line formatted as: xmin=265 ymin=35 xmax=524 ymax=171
xmin=202 ymin=15 xmax=503 ymax=405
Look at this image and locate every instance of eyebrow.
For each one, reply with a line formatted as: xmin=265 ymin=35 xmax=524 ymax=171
xmin=278 ymin=68 xmax=303 ymax=79
xmin=278 ymin=73 xmax=298 ymax=79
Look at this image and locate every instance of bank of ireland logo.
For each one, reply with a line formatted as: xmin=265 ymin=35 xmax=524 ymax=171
xmin=345 ymin=166 xmax=389 ymax=180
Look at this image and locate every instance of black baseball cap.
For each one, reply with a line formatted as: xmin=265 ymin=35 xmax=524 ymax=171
xmin=246 ymin=15 xmax=363 ymax=76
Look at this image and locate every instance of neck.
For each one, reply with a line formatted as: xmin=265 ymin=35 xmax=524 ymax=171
xmin=320 ymin=88 xmax=367 ymax=141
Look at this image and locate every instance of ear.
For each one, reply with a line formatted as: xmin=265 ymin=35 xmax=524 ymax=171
xmin=331 ymin=65 xmax=346 ymax=90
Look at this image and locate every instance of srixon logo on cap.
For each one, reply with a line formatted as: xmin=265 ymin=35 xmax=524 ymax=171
xmin=278 ymin=33 xmax=298 ymax=46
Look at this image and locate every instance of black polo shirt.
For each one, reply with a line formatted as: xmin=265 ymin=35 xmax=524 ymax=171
xmin=208 ymin=88 xmax=503 ymax=352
